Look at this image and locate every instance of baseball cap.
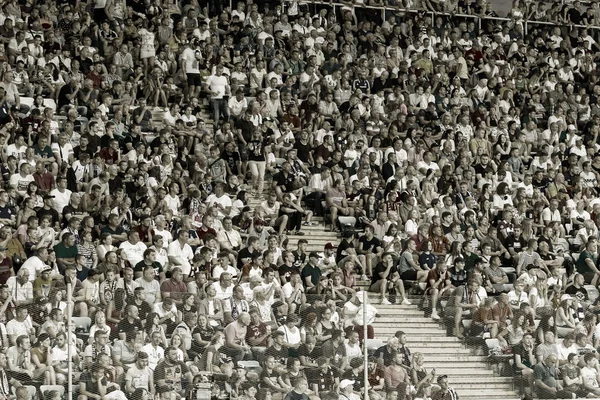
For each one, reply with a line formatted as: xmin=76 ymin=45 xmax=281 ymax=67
xmin=324 ymin=243 xmax=336 ymax=250
xmin=340 ymin=380 xmax=355 ymax=389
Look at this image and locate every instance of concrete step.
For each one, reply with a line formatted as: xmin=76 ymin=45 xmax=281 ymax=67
xmin=285 ymin=229 xmax=338 ymax=235
xmin=372 ymin=310 xmax=435 ymax=317
xmin=427 ymin=368 xmax=500 ymax=376
xmin=401 ymin=348 xmax=475 ymax=355
xmin=460 ymin=395 xmax=519 ymax=400
xmin=373 ymin=329 xmax=448 ymax=336
xmin=451 ymin=382 xmax=514 ymax=389
xmin=374 ymin=316 xmax=441 ymax=323
xmin=453 ymin=388 xmax=519 ymax=397
xmin=449 ymin=376 xmax=514 ymax=384
xmin=285 ymin=234 xmax=339 ymax=240
xmin=374 ymin=320 xmax=443 ymax=328
xmin=418 ymin=355 xmax=487 ymax=363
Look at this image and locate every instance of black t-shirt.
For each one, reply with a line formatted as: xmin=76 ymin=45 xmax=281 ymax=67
xmin=565 ymin=285 xmax=589 ymax=304
xmin=37 ymin=207 xmax=60 ymax=227
xmin=274 ymin=171 xmax=295 ymax=192
xmin=80 ymin=371 xmax=102 ymax=395
xmin=117 ymin=317 xmax=143 ymax=336
xmin=307 ymin=367 xmax=338 ymax=392
xmin=358 ymin=236 xmax=381 ymax=254
xmin=0 ymin=205 xmax=14 ymax=220
xmin=134 ymin=261 xmax=164 ymax=279
xmin=568 ymin=7 xmax=582 ymax=24
xmin=235 ymin=119 xmax=254 ymax=143
xmin=278 ymin=264 xmax=298 ymax=283
xmin=247 ymin=140 xmax=265 ymax=162
xmin=537 ymin=235 xmax=554 ymax=253
xmin=237 ymin=247 xmax=258 ymax=270
xmin=265 ymin=345 xmax=289 ymax=365
xmin=297 ymin=343 xmax=321 ymax=365
xmin=341 ymin=369 xmax=364 ymax=392
xmin=300 ymin=263 xmax=322 ymax=288
xmin=449 ymin=266 xmax=468 ymax=288
xmin=294 ymin=140 xmax=312 ymax=163
xmin=371 ymin=262 xmax=398 ymax=286
xmin=122 ymin=133 xmax=143 ymax=152
xmin=292 ymin=250 xmax=306 ymax=268
xmin=336 ymin=239 xmax=354 ymax=263
xmin=373 ymin=345 xmax=396 ymax=366
xmin=512 ymin=343 xmax=534 ymax=370
xmin=221 ymin=150 xmax=241 ymax=175
xmin=57 ymin=83 xmax=75 ymax=109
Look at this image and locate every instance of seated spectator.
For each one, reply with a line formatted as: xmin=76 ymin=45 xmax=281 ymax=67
xmin=445 ymin=279 xmax=481 ymax=338
xmin=369 ymin=252 xmax=409 ymax=305
xmin=534 ymin=354 xmax=576 ymax=400
xmin=513 ymin=332 xmax=536 ymax=397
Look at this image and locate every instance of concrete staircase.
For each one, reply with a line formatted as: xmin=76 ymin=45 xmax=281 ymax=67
xmin=247 ymin=192 xmax=521 ymax=399
xmin=186 ymin=100 xmax=521 ymax=400
xmin=368 ymin=303 xmax=521 ymax=400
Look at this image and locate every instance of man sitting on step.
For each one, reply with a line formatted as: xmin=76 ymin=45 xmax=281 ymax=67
xmin=444 ymin=279 xmax=481 ymax=339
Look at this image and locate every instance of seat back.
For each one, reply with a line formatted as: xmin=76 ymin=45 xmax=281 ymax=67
xmin=12 ymin=385 xmax=37 ymax=398
xmin=364 ymin=338 xmax=384 ymax=355
xmin=71 ymin=316 xmax=92 ymax=332
xmin=485 ymin=338 xmax=502 ymax=354
xmin=585 ymin=285 xmax=600 ymax=304
xmin=237 ymin=360 xmax=262 ymax=375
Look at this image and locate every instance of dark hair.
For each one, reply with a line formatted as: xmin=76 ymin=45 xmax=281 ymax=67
xmin=131 ymin=388 xmax=149 ymax=400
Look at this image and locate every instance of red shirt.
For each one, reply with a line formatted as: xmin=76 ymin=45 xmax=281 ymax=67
xmin=33 ymin=171 xmax=54 ymax=192
xmin=160 ymin=279 xmax=187 ymax=301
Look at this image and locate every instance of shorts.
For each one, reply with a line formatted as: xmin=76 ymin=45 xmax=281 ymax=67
xmin=187 ymin=73 xmax=201 ymax=87
xmin=400 ymin=270 xmax=418 ymax=281
xmin=583 ymin=272 xmax=596 ymax=284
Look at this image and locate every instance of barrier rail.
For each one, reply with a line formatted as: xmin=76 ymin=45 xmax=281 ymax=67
xmin=290 ymin=0 xmax=600 ymax=38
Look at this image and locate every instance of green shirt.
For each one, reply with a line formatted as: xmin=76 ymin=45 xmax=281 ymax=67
xmin=577 ymin=250 xmax=597 ymax=275
xmin=54 ymin=242 xmax=78 ymax=260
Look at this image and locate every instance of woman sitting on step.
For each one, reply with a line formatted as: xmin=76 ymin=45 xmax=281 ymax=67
xmin=369 ymin=252 xmax=411 ymax=305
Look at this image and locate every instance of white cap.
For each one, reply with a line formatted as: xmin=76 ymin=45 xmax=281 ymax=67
xmin=339 ymin=379 xmax=355 ymax=389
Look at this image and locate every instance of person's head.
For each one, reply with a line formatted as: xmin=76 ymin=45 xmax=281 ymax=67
xmin=16 ymin=334 xmax=30 ymax=350
xmin=15 ymin=386 xmax=31 ymax=400
xmin=136 ymin=351 xmax=149 ymax=369
xmin=131 ymin=388 xmax=150 ymax=400
xmin=437 ymin=374 xmax=449 ymax=391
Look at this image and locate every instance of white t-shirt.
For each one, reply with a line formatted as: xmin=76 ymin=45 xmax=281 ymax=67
xmin=9 ymin=173 xmax=34 ymax=194
xmin=50 ymin=188 xmax=72 ymax=214
xmin=205 ymin=74 xmax=229 ymax=99
xmin=141 ymin=343 xmax=164 ymax=370
xmin=6 ymin=276 xmax=33 ymax=303
xmin=206 ymin=194 xmax=232 ymax=219
xmin=164 ymin=193 xmax=181 ymax=216
xmin=181 ymin=47 xmax=200 ymax=74
xmin=167 ymin=240 xmax=193 ymax=275
xmin=6 ymin=144 xmax=26 ymax=160
xmin=119 ymin=241 xmax=147 ymax=267
xmin=582 ymin=366 xmax=600 ymax=388
xmin=20 ymin=256 xmax=44 ymax=282
xmin=212 ymin=264 xmax=238 ymax=280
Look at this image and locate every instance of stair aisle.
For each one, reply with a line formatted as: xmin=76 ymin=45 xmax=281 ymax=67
xmin=189 ymin=97 xmax=525 ymax=398
xmin=246 ymin=191 xmax=522 ymax=399
xmin=367 ymin=302 xmax=521 ymax=400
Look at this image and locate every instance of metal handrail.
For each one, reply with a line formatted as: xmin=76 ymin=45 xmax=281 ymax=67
xmin=296 ymin=0 xmax=600 ymax=36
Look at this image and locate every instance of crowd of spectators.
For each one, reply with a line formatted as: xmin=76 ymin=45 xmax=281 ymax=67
xmin=0 ymin=0 xmax=599 ymax=399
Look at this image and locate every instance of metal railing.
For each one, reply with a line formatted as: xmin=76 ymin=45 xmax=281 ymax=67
xmin=293 ymin=0 xmax=600 ymax=37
